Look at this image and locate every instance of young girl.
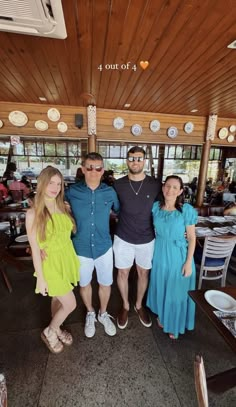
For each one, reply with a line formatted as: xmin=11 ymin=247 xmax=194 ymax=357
xmin=147 ymin=175 xmax=197 ymax=339
xmin=26 ymin=166 xmax=80 ymax=353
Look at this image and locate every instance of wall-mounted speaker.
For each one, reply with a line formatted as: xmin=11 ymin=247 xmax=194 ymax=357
xmin=75 ymin=114 xmax=83 ymax=129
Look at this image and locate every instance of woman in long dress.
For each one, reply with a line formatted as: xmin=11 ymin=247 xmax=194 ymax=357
xmin=26 ymin=166 xmax=80 ymax=353
xmin=147 ymin=175 xmax=197 ymax=339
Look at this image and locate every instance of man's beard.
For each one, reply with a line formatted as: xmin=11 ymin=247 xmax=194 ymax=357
xmin=129 ymin=167 xmax=143 ymax=175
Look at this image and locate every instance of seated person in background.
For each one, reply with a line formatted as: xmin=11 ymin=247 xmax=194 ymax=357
xmin=0 ymin=182 xmax=8 ymax=200
xmin=75 ymin=167 xmax=84 ymax=183
xmin=9 ymin=177 xmax=30 ymax=198
xmin=2 ymin=162 xmax=17 ymax=187
xmin=21 ymin=175 xmax=32 ymax=190
xmin=103 ymin=170 xmax=115 ymax=187
xmin=223 ymin=202 xmax=236 ymax=216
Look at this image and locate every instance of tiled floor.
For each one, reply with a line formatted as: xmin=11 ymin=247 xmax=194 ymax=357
xmin=0 ymin=258 xmax=236 ymax=406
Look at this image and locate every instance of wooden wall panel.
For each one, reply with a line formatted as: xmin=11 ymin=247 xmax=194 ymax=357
xmin=213 ymin=118 xmax=236 ymax=147
xmin=0 ymin=102 xmax=88 ymax=139
xmin=97 ymin=109 xmax=206 ymax=145
xmin=0 ymin=102 xmax=235 ymax=151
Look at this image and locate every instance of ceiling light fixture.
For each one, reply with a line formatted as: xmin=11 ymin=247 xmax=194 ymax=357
xmin=124 ymin=103 xmax=131 ymax=108
xmin=191 ymin=109 xmax=198 ymax=113
xmin=39 ymin=97 xmax=47 ymax=101
xmin=227 ymin=40 xmax=236 ymax=49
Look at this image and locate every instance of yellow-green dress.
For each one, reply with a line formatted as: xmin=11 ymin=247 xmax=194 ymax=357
xmin=35 ymin=213 xmax=80 ymax=297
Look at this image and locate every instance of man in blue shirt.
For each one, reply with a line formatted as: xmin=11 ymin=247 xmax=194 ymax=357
xmin=65 ymin=153 xmax=119 ymax=338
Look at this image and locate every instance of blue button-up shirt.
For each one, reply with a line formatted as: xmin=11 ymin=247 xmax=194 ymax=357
xmin=65 ymin=181 xmax=119 ymax=259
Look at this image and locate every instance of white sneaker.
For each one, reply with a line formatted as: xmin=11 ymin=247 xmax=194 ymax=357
xmin=84 ymin=311 xmax=97 ymax=338
xmin=98 ymin=311 xmax=116 ymax=336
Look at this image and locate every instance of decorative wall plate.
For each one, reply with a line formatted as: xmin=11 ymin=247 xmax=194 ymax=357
xmin=131 ymin=124 xmax=142 ymax=136
xmin=167 ymin=126 xmax=178 ymax=139
xmin=229 ymin=125 xmax=236 ymax=133
xmin=35 ymin=120 xmax=48 ymax=131
xmin=218 ymin=127 xmax=228 ymax=139
xmin=57 ymin=121 xmax=68 ymax=133
xmin=0 ymin=120 xmax=3 ymax=128
xmin=47 ymin=108 xmax=60 ymax=122
xmin=184 ymin=122 xmax=194 ymax=134
xmin=150 ymin=119 xmax=160 ymax=132
xmin=113 ymin=117 xmax=125 ymax=130
xmin=8 ymin=111 xmax=28 ymax=127
xmin=228 ymin=134 xmax=234 ymax=143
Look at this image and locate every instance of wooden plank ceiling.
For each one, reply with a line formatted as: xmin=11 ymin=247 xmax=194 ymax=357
xmin=0 ymin=0 xmax=236 ymax=118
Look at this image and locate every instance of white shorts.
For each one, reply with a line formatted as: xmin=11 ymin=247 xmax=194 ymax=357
xmin=78 ymin=248 xmax=113 ymax=287
xmin=113 ymin=235 xmax=155 ymax=270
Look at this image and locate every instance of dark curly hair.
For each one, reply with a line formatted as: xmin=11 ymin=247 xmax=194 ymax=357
xmin=159 ymin=175 xmax=184 ymax=212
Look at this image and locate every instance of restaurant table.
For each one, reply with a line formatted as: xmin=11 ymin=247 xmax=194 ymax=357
xmin=0 ymin=222 xmax=31 ymax=292
xmin=189 ymin=287 xmax=236 ymax=393
xmin=0 ymin=204 xmax=27 ymax=221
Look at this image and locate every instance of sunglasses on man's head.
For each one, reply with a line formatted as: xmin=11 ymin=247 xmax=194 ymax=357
xmin=127 ymin=156 xmax=144 ymax=162
xmin=85 ymin=165 xmax=104 ymax=172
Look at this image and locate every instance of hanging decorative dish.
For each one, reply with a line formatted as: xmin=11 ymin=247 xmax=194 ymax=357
xmin=184 ymin=122 xmax=194 ymax=134
xmin=227 ymin=134 xmax=234 ymax=143
xmin=35 ymin=120 xmax=48 ymax=131
xmin=229 ymin=125 xmax=236 ymax=133
xmin=0 ymin=120 xmax=3 ymax=128
xmin=150 ymin=119 xmax=160 ymax=133
xmin=218 ymin=127 xmax=228 ymax=139
xmin=167 ymin=126 xmax=178 ymax=139
xmin=47 ymin=108 xmax=60 ymax=122
xmin=113 ymin=117 xmax=125 ymax=130
xmin=57 ymin=122 xmax=68 ymax=133
xmin=131 ymin=124 xmax=142 ymax=136
xmin=8 ymin=111 xmax=28 ymax=127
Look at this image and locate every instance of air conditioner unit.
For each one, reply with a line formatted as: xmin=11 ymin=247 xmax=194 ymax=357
xmin=0 ymin=0 xmax=67 ymax=39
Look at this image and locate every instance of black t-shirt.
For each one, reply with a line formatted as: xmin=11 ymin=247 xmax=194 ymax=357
xmin=114 ymin=175 xmax=161 ymax=244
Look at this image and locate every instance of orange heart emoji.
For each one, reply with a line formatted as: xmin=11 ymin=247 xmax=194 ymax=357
xmin=140 ymin=61 xmax=149 ymax=70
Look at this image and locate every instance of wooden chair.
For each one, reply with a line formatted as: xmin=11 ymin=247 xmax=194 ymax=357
xmin=196 ymin=236 xmax=236 ymax=289
xmin=194 ymin=354 xmax=209 ymax=407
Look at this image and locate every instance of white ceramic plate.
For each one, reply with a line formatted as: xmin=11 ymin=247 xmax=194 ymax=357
xmin=57 ymin=121 xmax=68 ymax=133
xmin=131 ymin=124 xmax=142 ymax=136
xmin=228 ymin=134 xmax=234 ymax=143
xmin=15 ymin=234 xmax=28 ymax=243
xmin=7 ymin=203 xmax=21 ymax=207
xmin=8 ymin=111 xmax=28 ymax=127
xmin=150 ymin=119 xmax=160 ymax=133
xmin=204 ymin=290 xmax=236 ymax=312
xmin=184 ymin=122 xmax=194 ymax=134
xmin=35 ymin=120 xmax=48 ymax=131
xmin=47 ymin=108 xmax=60 ymax=122
xmin=113 ymin=117 xmax=125 ymax=130
xmin=0 ymin=119 xmax=3 ymax=128
xmin=167 ymin=126 xmax=178 ymax=138
xmin=0 ymin=221 xmax=10 ymax=230
xmin=218 ymin=127 xmax=228 ymax=139
xmin=229 ymin=125 xmax=236 ymax=133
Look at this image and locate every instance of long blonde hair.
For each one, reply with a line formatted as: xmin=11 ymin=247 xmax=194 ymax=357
xmin=33 ymin=166 xmax=76 ymax=241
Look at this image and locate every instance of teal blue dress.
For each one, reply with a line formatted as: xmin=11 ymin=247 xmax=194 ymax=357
xmin=147 ymin=203 xmax=197 ymax=338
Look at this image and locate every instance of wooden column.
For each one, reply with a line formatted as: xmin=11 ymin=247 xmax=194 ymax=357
xmin=157 ymin=145 xmax=165 ymax=180
xmin=88 ymin=135 xmax=96 ymax=152
xmin=87 ymin=105 xmax=97 ymax=152
xmin=196 ymin=140 xmax=211 ymax=206
xmin=196 ymin=114 xmax=218 ymax=207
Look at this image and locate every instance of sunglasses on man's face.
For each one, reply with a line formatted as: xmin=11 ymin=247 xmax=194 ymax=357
xmin=127 ymin=156 xmax=144 ymax=162
xmin=85 ymin=165 xmax=104 ymax=172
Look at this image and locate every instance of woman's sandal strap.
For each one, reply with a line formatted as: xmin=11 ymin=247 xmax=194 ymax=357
xmin=41 ymin=327 xmax=64 ymax=354
xmin=57 ymin=330 xmax=73 ymax=346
